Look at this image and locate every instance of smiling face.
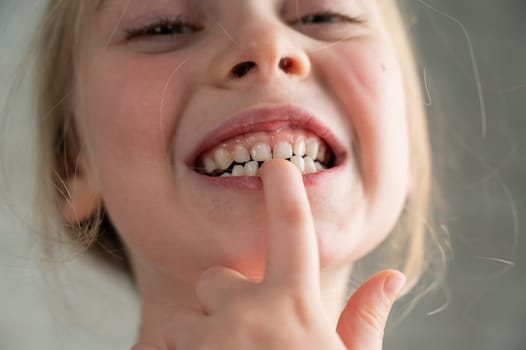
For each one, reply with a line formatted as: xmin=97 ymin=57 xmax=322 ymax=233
xmin=68 ymin=0 xmax=410 ymax=285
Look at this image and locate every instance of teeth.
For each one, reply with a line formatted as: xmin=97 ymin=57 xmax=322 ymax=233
xmin=232 ymin=165 xmax=245 ymax=176
xmin=234 ymin=144 xmax=251 ymax=163
xmin=203 ymin=157 xmax=216 ymax=174
xmin=244 ymin=161 xmax=259 ymax=176
xmin=306 ymin=139 xmax=319 ymax=160
xmin=294 ymin=137 xmax=306 ymax=157
xmin=273 ymin=141 xmax=293 ymax=159
xmin=291 ymin=155 xmax=305 ymax=172
xmin=214 ymin=148 xmax=234 ymax=170
xmin=250 ymin=143 xmax=272 ymax=162
xmin=201 ymin=135 xmax=332 ymax=177
xmin=220 ymin=172 xmax=231 ymax=177
xmin=304 ymin=156 xmax=317 ymax=174
xmin=317 ymin=145 xmax=328 ymax=163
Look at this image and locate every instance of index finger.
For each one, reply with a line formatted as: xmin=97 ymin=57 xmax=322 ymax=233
xmin=259 ymin=159 xmax=320 ymax=289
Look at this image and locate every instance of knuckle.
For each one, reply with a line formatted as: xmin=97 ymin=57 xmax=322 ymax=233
xmin=279 ymin=200 xmax=306 ymax=223
xmin=199 ymin=266 xmax=223 ymax=284
xmin=289 ymin=290 xmax=316 ymax=326
xmin=222 ymin=296 xmax=273 ymax=336
xmin=355 ymin=304 xmax=387 ymax=337
xmin=228 ymin=302 xmax=258 ymax=328
xmin=196 ymin=266 xmax=229 ymax=298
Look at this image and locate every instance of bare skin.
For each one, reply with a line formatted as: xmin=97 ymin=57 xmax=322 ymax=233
xmin=132 ymin=160 xmax=405 ymax=350
xmin=65 ymin=2 xmax=411 ymax=348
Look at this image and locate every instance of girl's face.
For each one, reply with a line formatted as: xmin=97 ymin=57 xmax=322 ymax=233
xmin=75 ymin=0 xmax=409 ymax=282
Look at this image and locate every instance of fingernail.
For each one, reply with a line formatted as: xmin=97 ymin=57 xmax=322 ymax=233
xmin=383 ymin=271 xmax=406 ymax=300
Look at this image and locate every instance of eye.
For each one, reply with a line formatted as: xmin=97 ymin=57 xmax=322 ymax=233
xmin=126 ymin=17 xmax=202 ymax=41
xmin=124 ymin=16 xmax=204 ymax=52
xmin=294 ymin=11 xmax=363 ymax=26
xmin=289 ymin=11 xmax=366 ymax=41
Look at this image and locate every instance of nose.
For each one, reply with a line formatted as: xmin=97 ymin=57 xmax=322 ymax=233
xmin=230 ymin=57 xmax=300 ymax=78
xmin=207 ymin=20 xmax=311 ymax=88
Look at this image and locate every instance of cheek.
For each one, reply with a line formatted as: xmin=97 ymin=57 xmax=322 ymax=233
xmin=76 ymin=54 xmax=196 ymax=239
xmin=79 ymin=54 xmax=192 ymax=160
xmin=313 ymin=41 xmax=410 ymax=252
xmin=77 ymin=49 xmax=209 ymax=195
xmin=76 ymin=52 xmax=270 ymax=278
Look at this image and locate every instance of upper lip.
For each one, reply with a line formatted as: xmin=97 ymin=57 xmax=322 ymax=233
xmin=187 ymin=103 xmax=347 ymax=167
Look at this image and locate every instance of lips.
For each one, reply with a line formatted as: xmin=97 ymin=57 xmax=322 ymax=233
xmin=187 ymin=104 xmax=347 ymax=177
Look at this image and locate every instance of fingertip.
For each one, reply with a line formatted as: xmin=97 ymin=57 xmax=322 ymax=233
xmin=383 ymin=270 xmax=406 ymax=301
xmin=336 ymin=270 xmax=405 ymax=349
xmin=259 ymin=158 xmax=301 ymax=181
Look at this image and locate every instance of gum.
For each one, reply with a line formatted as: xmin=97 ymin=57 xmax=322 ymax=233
xmin=197 ymin=128 xmax=329 ymax=165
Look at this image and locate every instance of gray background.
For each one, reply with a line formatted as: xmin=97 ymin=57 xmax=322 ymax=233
xmin=385 ymin=1 xmax=526 ymax=350
xmin=1 ymin=1 xmax=525 ymax=349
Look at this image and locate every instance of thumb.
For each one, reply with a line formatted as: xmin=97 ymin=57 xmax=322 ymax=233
xmin=336 ymin=270 xmax=406 ymax=350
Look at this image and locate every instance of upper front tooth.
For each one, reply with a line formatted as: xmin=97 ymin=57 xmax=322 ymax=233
xmin=304 ymin=156 xmax=316 ymax=174
xmin=317 ymin=145 xmax=328 ymax=163
xmin=291 ymin=155 xmax=305 ymax=172
xmin=273 ymin=141 xmax=293 ymax=159
xmin=214 ymin=147 xmax=234 ymax=170
xmin=294 ymin=137 xmax=306 ymax=156
xmin=234 ymin=144 xmax=251 ymax=163
xmin=306 ymin=139 xmax=319 ymax=159
xmin=251 ymin=143 xmax=272 ymax=161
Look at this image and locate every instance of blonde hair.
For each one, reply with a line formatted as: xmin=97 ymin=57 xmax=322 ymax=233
xmin=35 ymin=1 xmax=116 ymax=260
xmin=33 ymin=0 xmax=444 ymax=293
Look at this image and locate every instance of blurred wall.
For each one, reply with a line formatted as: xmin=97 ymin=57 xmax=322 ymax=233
xmin=1 ymin=1 xmax=525 ymax=349
xmin=383 ymin=1 xmax=526 ymax=350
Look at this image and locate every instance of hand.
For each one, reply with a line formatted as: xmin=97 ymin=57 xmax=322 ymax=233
xmin=133 ymin=159 xmax=405 ymax=350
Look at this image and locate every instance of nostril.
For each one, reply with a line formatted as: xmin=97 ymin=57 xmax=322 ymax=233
xmin=231 ymin=61 xmax=256 ymax=78
xmin=279 ymin=57 xmax=296 ymax=73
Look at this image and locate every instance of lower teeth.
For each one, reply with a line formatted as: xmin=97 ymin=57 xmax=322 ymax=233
xmin=209 ymin=157 xmax=328 ymax=177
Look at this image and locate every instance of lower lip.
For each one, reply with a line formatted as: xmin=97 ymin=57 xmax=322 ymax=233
xmin=190 ymin=156 xmax=349 ymax=191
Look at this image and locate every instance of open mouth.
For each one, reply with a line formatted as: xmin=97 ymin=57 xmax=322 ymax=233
xmin=194 ymin=128 xmax=335 ymax=177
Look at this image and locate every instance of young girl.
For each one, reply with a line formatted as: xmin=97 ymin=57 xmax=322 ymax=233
xmin=33 ymin=0 xmax=435 ymax=348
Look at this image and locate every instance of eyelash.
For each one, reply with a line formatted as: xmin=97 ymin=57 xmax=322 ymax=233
xmin=126 ymin=16 xmax=202 ymax=40
xmin=293 ymin=11 xmax=363 ymax=26
xmin=125 ymin=11 xmax=362 ymax=40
